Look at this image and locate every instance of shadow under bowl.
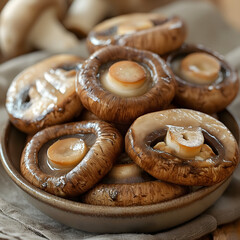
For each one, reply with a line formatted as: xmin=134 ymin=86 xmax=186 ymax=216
xmin=0 ymin=109 xmax=239 ymax=233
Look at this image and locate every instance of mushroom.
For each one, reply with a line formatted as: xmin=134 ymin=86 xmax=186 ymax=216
xmin=0 ymin=0 xmax=79 ymax=57
xmin=63 ymin=0 xmax=109 ymax=37
xmin=166 ymin=44 xmax=239 ymax=114
xmin=82 ymin=153 xmax=188 ymax=206
xmin=6 ymin=54 xmax=84 ymax=134
xmin=0 ymin=0 xmax=8 ymax=12
xmin=125 ymin=109 xmax=239 ymax=186
xmin=87 ymin=13 xmax=187 ymax=55
xmin=78 ymin=109 xmax=130 ymax=136
xmin=76 ymin=45 xmax=176 ymax=124
xmin=20 ymin=120 xmax=123 ymax=197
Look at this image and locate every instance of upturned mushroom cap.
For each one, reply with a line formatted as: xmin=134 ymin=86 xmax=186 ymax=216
xmin=6 ymin=54 xmax=84 ymax=134
xmin=166 ymin=44 xmax=239 ymax=114
xmin=77 ymin=45 xmax=176 ymax=124
xmin=82 ymin=153 xmax=188 ymax=206
xmin=0 ymin=0 xmax=78 ymax=57
xmin=20 ymin=120 xmax=123 ymax=197
xmin=125 ymin=109 xmax=239 ymax=186
xmin=87 ymin=13 xmax=187 ymax=55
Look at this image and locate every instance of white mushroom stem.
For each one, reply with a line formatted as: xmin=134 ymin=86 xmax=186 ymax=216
xmin=47 ymin=137 xmax=88 ymax=169
xmin=101 ymin=60 xmax=149 ymax=97
xmin=28 ymin=8 xmax=79 ymax=51
xmin=180 ymin=52 xmax=220 ymax=84
xmin=165 ymin=126 xmax=204 ymax=159
xmin=64 ymin=0 xmax=109 ymax=34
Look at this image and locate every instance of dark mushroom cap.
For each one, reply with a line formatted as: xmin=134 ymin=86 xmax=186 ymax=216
xmin=20 ymin=120 xmax=123 ymax=197
xmin=125 ymin=109 xmax=239 ymax=186
xmin=82 ymin=153 xmax=188 ymax=206
xmin=76 ymin=45 xmax=176 ymax=124
xmin=87 ymin=13 xmax=186 ymax=55
xmin=166 ymin=44 xmax=239 ymax=114
xmin=6 ymin=54 xmax=84 ymax=134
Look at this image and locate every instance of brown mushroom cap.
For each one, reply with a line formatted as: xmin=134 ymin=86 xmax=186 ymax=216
xmin=125 ymin=109 xmax=239 ymax=186
xmin=87 ymin=13 xmax=187 ymax=55
xmin=82 ymin=153 xmax=188 ymax=206
xmin=77 ymin=109 xmax=131 ymax=137
xmin=6 ymin=54 xmax=84 ymax=134
xmin=20 ymin=120 xmax=123 ymax=197
xmin=166 ymin=44 xmax=239 ymax=114
xmin=0 ymin=0 xmax=67 ymax=57
xmin=76 ymin=45 xmax=176 ymax=124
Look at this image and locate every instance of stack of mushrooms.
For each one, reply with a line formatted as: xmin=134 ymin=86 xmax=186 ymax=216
xmin=5 ymin=12 xmax=239 ymax=207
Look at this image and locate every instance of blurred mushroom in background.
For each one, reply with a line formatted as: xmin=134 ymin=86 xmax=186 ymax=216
xmin=0 ymin=0 xmax=8 ymax=12
xmin=0 ymin=0 xmax=79 ymax=58
xmin=209 ymin=0 xmax=240 ymax=31
xmin=0 ymin=0 xmax=240 ymax=61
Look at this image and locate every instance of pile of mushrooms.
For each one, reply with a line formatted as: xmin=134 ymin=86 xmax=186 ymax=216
xmin=5 ymin=10 xmax=240 ymax=207
xmin=0 ymin=0 xmax=174 ymax=59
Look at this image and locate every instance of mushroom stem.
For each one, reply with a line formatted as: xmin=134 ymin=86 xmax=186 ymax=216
xmin=107 ymin=163 xmax=143 ymax=183
xmin=47 ymin=137 xmax=88 ymax=169
xmin=117 ymin=19 xmax=154 ymax=35
xmin=28 ymin=8 xmax=79 ymax=51
xmin=180 ymin=52 xmax=220 ymax=84
xmin=64 ymin=0 xmax=109 ymax=35
xmin=165 ymin=126 xmax=204 ymax=159
xmin=101 ymin=60 xmax=148 ymax=97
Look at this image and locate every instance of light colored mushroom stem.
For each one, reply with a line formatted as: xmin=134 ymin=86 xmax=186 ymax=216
xmin=28 ymin=8 xmax=79 ymax=51
xmin=64 ymin=0 xmax=109 ymax=34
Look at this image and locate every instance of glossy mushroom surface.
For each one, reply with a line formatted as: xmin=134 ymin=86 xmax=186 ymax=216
xmin=20 ymin=120 xmax=123 ymax=197
xmin=78 ymin=109 xmax=130 ymax=136
xmin=6 ymin=54 xmax=84 ymax=134
xmin=87 ymin=13 xmax=186 ymax=55
xmin=125 ymin=109 xmax=239 ymax=186
xmin=77 ymin=45 xmax=176 ymax=124
xmin=0 ymin=109 xmax=237 ymax=233
xmin=166 ymin=44 xmax=239 ymax=113
xmin=82 ymin=153 xmax=188 ymax=206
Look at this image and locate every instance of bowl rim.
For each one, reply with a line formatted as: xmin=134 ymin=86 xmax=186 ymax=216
xmin=1 ymin=120 xmax=234 ymax=218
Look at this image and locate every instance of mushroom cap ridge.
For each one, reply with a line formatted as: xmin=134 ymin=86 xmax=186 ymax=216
xmin=125 ymin=108 xmax=239 ymax=186
xmin=77 ymin=45 xmax=176 ymax=124
xmin=20 ymin=120 xmax=123 ymax=197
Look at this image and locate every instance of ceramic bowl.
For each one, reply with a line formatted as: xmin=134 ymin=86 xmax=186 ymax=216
xmin=0 ymin=110 xmax=239 ymax=233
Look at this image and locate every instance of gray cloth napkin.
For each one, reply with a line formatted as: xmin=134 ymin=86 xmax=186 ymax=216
xmin=1 ymin=1 xmax=240 ymax=239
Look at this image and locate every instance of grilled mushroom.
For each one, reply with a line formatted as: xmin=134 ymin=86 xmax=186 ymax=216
xmin=6 ymin=54 xmax=84 ymax=134
xmin=125 ymin=109 xmax=239 ymax=186
xmin=166 ymin=44 xmax=239 ymax=113
xmin=87 ymin=13 xmax=186 ymax=55
xmin=77 ymin=45 xmax=176 ymax=124
xmin=82 ymin=153 xmax=188 ymax=206
xmin=20 ymin=121 xmax=123 ymax=197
